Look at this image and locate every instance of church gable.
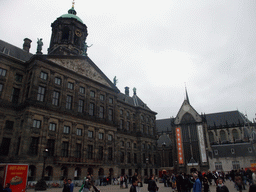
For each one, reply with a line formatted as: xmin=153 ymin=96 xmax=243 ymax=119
xmin=48 ymin=58 xmax=113 ymax=88
xmin=174 ymin=100 xmax=202 ymax=125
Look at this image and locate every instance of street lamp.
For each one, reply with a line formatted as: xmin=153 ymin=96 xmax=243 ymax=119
xmin=35 ymin=148 xmax=48 ymax=191
xmin=162 ymin=142 xmax=166 ymax=167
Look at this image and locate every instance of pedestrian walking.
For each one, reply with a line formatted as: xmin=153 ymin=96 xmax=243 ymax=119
xmin=148 ymin=175 xmax=159 ymax=192
xmin=192 ymin=173 xmax=201 ymax=192
xmin=216 ymin=178 xmax=229 ymax=192
xmin=62 ymin=179 xmax=70 ymax=192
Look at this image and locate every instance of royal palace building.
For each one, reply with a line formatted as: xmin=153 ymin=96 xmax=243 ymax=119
xmin=0 ymin=5 xmax=158 ymax=182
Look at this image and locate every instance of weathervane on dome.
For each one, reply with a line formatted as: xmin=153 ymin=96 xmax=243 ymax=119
xmin=72 ymin=0 xmax=75 ymax=8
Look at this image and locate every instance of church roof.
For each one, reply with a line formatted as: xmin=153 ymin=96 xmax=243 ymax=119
xmin=156 ymin=118 xmax=173 ymax=133
xmin=0 ymin=39 xmax=33 ymax=62
xmin=211 ymin=143 xmax=256 ymax=158
xmin=205 ymin=110 xmax=250 ymax=128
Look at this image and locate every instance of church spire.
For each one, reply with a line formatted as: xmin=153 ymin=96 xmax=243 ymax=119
xmin=185 ymin=84 xmax=190 ymax=104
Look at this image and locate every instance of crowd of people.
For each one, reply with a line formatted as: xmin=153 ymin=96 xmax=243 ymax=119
xmin=59 ymin=168 xmax=256 ymax=192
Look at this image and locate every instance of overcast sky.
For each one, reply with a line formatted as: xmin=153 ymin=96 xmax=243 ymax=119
xmin=1 ymin=0 xmax=256 ymax=121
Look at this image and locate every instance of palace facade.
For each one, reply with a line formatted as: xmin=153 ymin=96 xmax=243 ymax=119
xmin=0 ymin=5 xmax=158 ymax=182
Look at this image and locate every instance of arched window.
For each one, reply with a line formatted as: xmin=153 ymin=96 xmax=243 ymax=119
xmin=220 ymin=130 xmax=227 ymax=142
xmin=28 ymin=165 xmax=36 ymax=181
xmin=74 ymin=167 xmax=81 ymax=180
xmin=61 ymin=166 xmax=68 ymax=180
xmin=232 ymin=129 xmax=239 ymax=140
xmin=45 ymin=166 xmax=53 ymax=181
xmin=209 ymin=132 xmax=215 ymax=143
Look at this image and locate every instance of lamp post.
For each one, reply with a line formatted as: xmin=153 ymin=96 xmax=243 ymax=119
xmin=162 ymin=142 xmax=166 ymax=167
xmin=35 ymin=148 xmax=48 ymax=191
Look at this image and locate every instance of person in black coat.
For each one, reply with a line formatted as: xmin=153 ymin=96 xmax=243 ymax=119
xmin=130 ymin=180 xmax=138 ymax=192
xmin=148 ymin=175 xmax=158 ymax=192
xmin=216 ymin=179 xmax=229 ymax=192
xmin=63 ymin=179 xmax=70 ymax=192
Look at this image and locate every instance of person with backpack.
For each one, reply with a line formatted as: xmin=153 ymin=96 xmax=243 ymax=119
xmin=79 ymin=176 xmax=91 ymax=192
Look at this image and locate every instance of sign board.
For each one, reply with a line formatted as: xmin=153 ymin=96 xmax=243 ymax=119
xmin=0 ymin=164 xmax=29 ymax=192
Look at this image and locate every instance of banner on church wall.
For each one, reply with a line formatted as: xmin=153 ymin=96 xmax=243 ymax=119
xmin=176 ymin=127 xmax=184 ymax=164
xmin=197 ymin=125 xmax=207 ymax=163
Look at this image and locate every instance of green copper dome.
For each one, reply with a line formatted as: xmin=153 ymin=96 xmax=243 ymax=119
xmin=59 ymin=7 xmax=83 ymax=24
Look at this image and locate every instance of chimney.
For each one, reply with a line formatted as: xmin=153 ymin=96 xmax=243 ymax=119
xmin=23 ymin=38 xmax=32 ymax=52
xmin=125 ymin=86 xmax=129 ymax=96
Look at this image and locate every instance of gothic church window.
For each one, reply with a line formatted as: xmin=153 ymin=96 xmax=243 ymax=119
xmin=220 ymin=130 xmax=227 ymax=142
xmin=208 ymin=132 xmax=215 ymax=144
xmin=232 ymin=129 xmax=239 ymax=140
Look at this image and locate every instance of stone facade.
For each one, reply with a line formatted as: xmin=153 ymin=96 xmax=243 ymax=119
xmin=0 ymin=6 xmax=158 ymax=182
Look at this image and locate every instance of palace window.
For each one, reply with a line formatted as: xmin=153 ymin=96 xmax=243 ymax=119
xmin=78 ymin=99 xmax=84 ymax=113
xmin=100 ymin=94 xmax=105 ymax=101
xmin=108 ymin=147 xmax=113 ymax=160
xmin=127 ymin=152 xmax=131 ymax=163
xmin=54 ymin=77 xmax=61 ymax=85
xmin=29 ymin=137 xmax=39 ymax=155
xmin=37 ymin=86 xmax=45 ymax=102
xmin=109 ymin=97 xmax=113 ymax=104
xmin=99 ymin=106 xmax=104 ymax=118
xmin=108 ymin=134 xmax=113 ymax=141
xmin=79 ymin=86 xmax=85 ymax=94
xmin=66 ymin=95 xmax=72 ymax=109
xmin=52 ymin=91 xmax=60 ymax=106
xmin=99 ymin=146 xmax=103 ymax=160
xmin=77 ymin=128 xmax=82 ymax=136
xmin=47 ymin=139 xmax=55 ymax=156
xmin=0 ymin=68 xmax=7 ymax=77
xmin=134 ymin=153 xmax=137 ymax=164
xmin=11 ymin=88 xmax=20 ymax=104
xmin=63 ymin=126 xmax=70 ymax=134
xmin=108 ymin=109 xmax=113 ymax=121
xmin=33 ymin=120 xmax=41 ymax=128
xmin=75 ymin=143 xmax=81 ymax=158
xmin=89 ymin=103 xmax=95 ymax=116
xmin=99 ymin=133 xmax=104 ymax=140
xmin=88 ymin=131 xmax=93 ymax=138
xmin=67 ymin=82 xmax=74 ymax=90
xmin=49 ymin=123 xmax=56 ymax=131
xmin=88 ymin=145 xmax=93 ymax=159
xmin=15 ymin=73 xmax=23 ymax=82
xmin=40 ymin=71 xmax=48 ymax=80
xmin=61 ymin=142 xmax=69 ymax=157
xmin=90 ymin=90 xmax=95 ymax=98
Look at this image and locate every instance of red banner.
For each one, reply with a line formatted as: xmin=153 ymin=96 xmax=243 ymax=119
xmin=176 ymin=127 xmax=184 ymax=164
xmin=4 ymin=164 xmax=28 ymax=192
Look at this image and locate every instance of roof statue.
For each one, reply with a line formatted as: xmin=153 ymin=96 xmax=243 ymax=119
xmin=36 ymin=38 xmax=43 ymax=54
xmin=113 ymin=76 xmax=118 ymax=86
xmin=133 ymin=87 xmax=136 ymax=95
xmin=83 ymin=42 xmax=93 ymax=56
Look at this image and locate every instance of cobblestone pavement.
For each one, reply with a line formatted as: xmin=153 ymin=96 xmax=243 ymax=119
xmin=27 ymin=180 xmax=250 ymax=192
